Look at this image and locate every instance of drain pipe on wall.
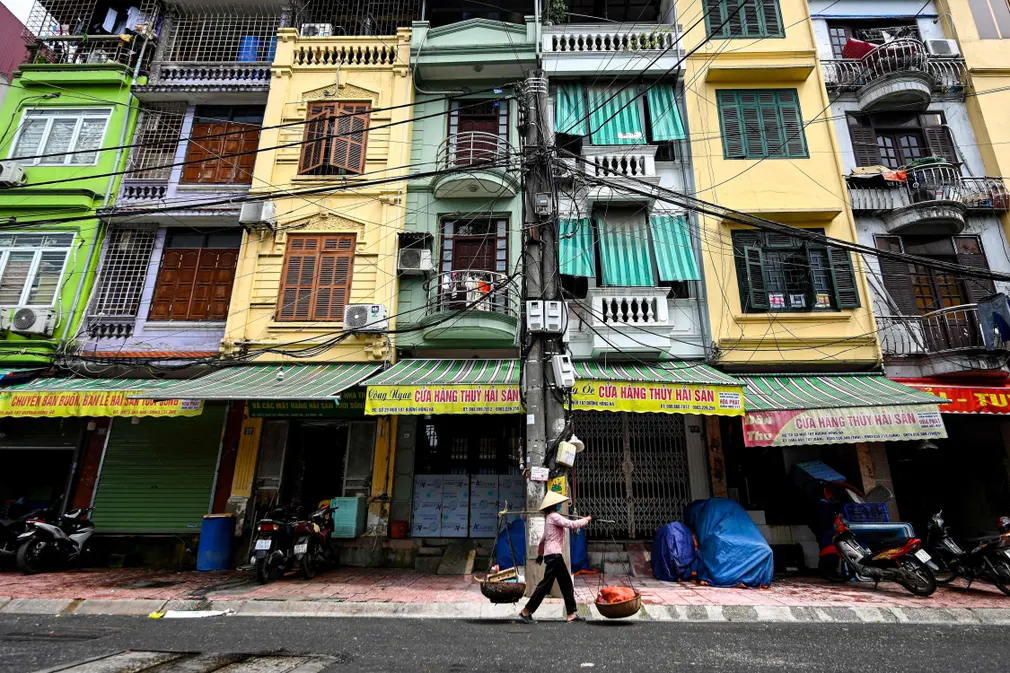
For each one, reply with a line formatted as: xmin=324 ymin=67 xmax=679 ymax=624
xmin=60 ymin=37 xmax=150 ymax=351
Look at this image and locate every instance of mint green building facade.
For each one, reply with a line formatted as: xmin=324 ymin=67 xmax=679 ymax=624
xmin=0 ymin=64 xmax=139 ymax=365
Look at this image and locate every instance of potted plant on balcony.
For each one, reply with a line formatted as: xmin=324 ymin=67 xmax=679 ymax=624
xmin=545 ymin=0 xmax=568 ymax=25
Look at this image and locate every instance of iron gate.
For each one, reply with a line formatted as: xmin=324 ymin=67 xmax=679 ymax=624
xmin=572 ymin=411 xmax=690 ymax=539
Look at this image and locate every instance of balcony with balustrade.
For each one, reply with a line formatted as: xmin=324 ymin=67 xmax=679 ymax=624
xmin=847 ymin=163 xmax=1010 ymax=235
xmin=566 ymin=288 xmax=705 ymax=360
xmin=431 ymin=132 xmax=519 ymax=199
xmin=563 ymin=145 xmax=661 ymax=205
xmin=541 ymin=23 xmax=683 ymax=77
xmin=420 ymin=270 xmax=518 ymax=344
xmin=876 ymin=303 xmax=1009 ymax=376
xmin=822 ymin=38 xmax=967 ymax=111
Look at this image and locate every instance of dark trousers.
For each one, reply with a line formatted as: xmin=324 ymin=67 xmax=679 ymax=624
xmin=524 ymin=554 xmax=577 ymax=615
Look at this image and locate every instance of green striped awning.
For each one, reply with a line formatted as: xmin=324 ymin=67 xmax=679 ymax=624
xmin=367 ymin=359 xmax=519 ymax=386
xmin=598 ymin=216 xmax=655 ymax=286
xmin=4 ymin=378 xmax=178 ymax=393
xmin=645 ymin=84 xmax=687 ymax=141
xmin=130 ymin=364 xmax=382 ymax=401
xmin=555 ymin=82 xmax=589 ymax=136
xmin=650 ymin=214 xmax=700 ymax=282
xmin=574 ymin=361 xmax=741 ymax=387
xmin=740 ymin=375 xmax=946 ymax=411
xmin=589 ymin=86 xmax=645 ymax=145
xmin=559 ymin=217 xmax=596 ymax=278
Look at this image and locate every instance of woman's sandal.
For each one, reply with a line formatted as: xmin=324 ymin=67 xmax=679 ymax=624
xmin=566 ymin=615 xmax=586 ymax=623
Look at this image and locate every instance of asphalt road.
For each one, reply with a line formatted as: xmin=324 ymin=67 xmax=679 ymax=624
xmin=2 ymin=614 xmax=1009 ymax=673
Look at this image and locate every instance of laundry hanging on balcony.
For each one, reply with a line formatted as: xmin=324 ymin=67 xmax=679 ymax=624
xmin=555 ymin=82 xmax=589 ymax=136
xmin=559 ymin=217 xmax=596 ymax=278
xmin=597 ymin=215 xmax=655 ymax=286
xmin=645 ymin=84 xmax=686 ymax=142
xmin=650 ymin=214 xmax=700 ymax=282
xmin=588 ymin=86 xmax=645 ymax=145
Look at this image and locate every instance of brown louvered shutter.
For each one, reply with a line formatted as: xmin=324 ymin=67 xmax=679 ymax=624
xmin=850 ymin=124 xmax=881 ymax=166
xmin=955 ymin=235 xmax=996 ymax=303
xmin=299 ymin=110 xmax=332 ymax=174
xmin=278 ymin=236 xmax=319 ymax=321
xmin=924 ymin=123 xmax=958 ymax=163
xmin=314 ymin=235 xmax=355 ymax=320
xmin=191 ymin=249 xmax=238 ymax=320
xmin=875 ymin=236 xmax=919 ymax=315
xmin=149 ymin=249 xmax=200 ymax=320
xmin=330 ymin=103 xmax=371 ymax=174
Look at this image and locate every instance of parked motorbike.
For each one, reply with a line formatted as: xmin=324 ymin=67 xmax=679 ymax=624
xmin=821 ymin=514 xmax=937 ymax=596
xmin=16 ymin=507 xmax=95 ymax=575
xmin=251 ymin=505 xmax=298 ymax=584
xmin=292 ymin=504 xmax=338 ymax=580
xmin=1 ymin=499 xmax=61 ymax=565
xmin=926 ymin=510 xmax=1010 ymax=595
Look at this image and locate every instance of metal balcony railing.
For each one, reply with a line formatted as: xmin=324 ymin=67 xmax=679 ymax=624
xmin=822 ymin=39 xmax=966 ymax=93
xmin=846 ymin=162 xmax=999 ymax=212
xmin=146 ymin=62 xmax=272 ymax=89
xmin=906 ymin=162 xmax=962 ymax=204
xmin=27 ymin=34 xmax=144 ymax=67
xmin=961 ymin=177 xmax=1010 ymax=211
xmin=426 ymin=271 xmax=517 ymax=318
xmin=436 ymin=132 xmax=514 ymax=171
xmin=877 ymin=304 xmax=1005 ymax=357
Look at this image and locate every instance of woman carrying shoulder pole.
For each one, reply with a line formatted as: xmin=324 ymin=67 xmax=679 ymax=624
xmin=519 ymin=491 xmax=592 ymax=624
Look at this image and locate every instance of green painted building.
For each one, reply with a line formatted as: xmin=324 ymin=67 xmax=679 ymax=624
xmin=0 ymin=62 xmax=140 ymax=366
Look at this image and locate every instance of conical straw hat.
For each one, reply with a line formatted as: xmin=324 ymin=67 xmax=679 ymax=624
xmin=539 ymin=491 xmax=570 ymax=511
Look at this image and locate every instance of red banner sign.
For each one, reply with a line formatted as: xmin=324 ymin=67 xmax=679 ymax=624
xmin=903 ymin=383 xmax=1010 ymax=414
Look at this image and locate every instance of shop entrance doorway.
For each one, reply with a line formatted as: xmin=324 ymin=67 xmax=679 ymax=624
xmin=282 ymin=421 xmax=348 ymax=512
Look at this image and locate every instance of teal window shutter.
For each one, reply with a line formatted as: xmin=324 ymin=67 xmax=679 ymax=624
xmin=559 ymin=218 xmax=596 ymax=278
xmin=650 ymin=214 xmax=700 ymax=281
xmin=589 ymin=86 xmax=645 ymax=145
xmin=743 ymin=246 xmax=769 ymax=309
xmin=598 ymin=217 xmax=656 ymax=286
xmin=706 ymin=0 xmax=784 ymax=38
xmin=827 ymin=247 xmax=861 ymax=308
xmin=555 ymin=82 xmax=588 ymax=136
xmin=775 ymin=89 xmax=808 ymax=158
xmin=717 ymin=90 xmax=746 ymax=158
xmin=718 ymin=89 xmax=807 ymax=159
xmin=645 ymin=84 xmax=687 ymax=142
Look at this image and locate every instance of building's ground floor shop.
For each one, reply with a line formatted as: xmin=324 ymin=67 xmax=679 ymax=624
xmin=0 ymin=418 xmax=84 ymax=517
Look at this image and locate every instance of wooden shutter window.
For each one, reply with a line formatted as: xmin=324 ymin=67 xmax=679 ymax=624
xmin=849 ymin=122 xmax=882 ymax=166
xmin=759 ymin=0 xmax=784 ymax=36
xmin=718 ymin=91 xmax=746 ymax=158
xmin=708 ymin=0 xmax=782 ymax=37
xmin=924 ymin=124 xmax=958 ymax=164
xmin=706 ymin=0 xmax=729 ymax=37
xmin=299 ymin=110 xmax=332 ymax=174
xmin=149 ymin=247 xmax=238 ymax=321
xmin=743 ymin=246 xmax=770 ymax=309
xmin=954 ymin=235 xmax=996 ymax=303
xmin=298 ymin=103 xmax=371 ymax=175
xmin=182 ymin=122 xmax=260 ymax=184
xmin=777 ymin=90 xmax=807 ymax=158
xmin=827 ymin=247 xmax=861 ymax=308
xmin=719 ymin=89 xmax=806 ymax=159
xmin=874 ymin=236 xmax=919 ymax=315
xmin=330 ymin=103 xmax=370 ymax=174
xmin=277 ymin=234 xmax=355 ymax=322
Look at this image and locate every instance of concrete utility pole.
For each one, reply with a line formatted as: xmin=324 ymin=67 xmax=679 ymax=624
xmin=521 ymin=69 xmax=554 ymax=593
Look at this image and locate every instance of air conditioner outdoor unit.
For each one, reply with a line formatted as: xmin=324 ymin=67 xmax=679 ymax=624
xmin=239 ymin=201 xmax=276 ymax=227
xmin=300 ymin=22 xmax=333 ymax=37
xmin=2 ymin=307 xmax=56 ymax=336
xmin=343 ymin=303 xmax=388 ymax=332
xmin=0 ymin=161 xmax=26 ymax=188
xmin=397 ymin=248 xmax=433 ymax=275
xmin=925 ymin=39 xmax=960 ymax=57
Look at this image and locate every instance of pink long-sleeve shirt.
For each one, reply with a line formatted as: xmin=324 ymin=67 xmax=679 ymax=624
xmin=538 ymin=512 xmax=590 ymax=556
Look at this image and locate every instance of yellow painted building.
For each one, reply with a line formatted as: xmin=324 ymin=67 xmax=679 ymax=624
xmin=225 ymin=27 xmax=413 ymax=364
xmin=680 ymin=0 xmax=880 ymax=367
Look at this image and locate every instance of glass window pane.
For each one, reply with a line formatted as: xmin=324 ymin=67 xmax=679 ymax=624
xmin=69 ymin=119 xmax=106 ymax=164
xmin=206 ymin=231 xmax=242 ymax=248
xmin=166 ymin=232 xmax=205 ymax=248
xmin=11 ymin=235 xmax=43 ymax=248
xmin=26 ymin=251 xmax=66 ymax=305
xmin=12 ymin=118 xmax=48 ymax=158
xmin=42 ymin=234 xmax=74 ymax=247
xmin=39 ymin=119 xmax=78 ymax=165
xmin=0 ymin=252 xmax=35 ymax=304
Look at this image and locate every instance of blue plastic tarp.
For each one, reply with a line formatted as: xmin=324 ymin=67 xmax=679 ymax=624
xmin=571 ymin=528 xmax=589 ymax=572
xmin=684 ymin=498 xmax=774 ymax=588
xmin=652 ymin=522 xmax=696 ymax=582
xmin=495 ymin=518 xmax=526 ymax=570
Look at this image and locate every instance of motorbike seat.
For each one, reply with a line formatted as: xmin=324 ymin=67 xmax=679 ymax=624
xmin=865 ymin=537 xmax=910 ymax=553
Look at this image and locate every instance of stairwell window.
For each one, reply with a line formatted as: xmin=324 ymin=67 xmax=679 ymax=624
xmin=9 ymin=109 xmax=112 ymax=166
xmin=717 ymin=90 xmax=807 ymax=159
xmin=0 ymin=233 xmax=74 ymax=307
xmin=706 ymin=0 xmax=784 ymax=38
xmin=298 ymin=102 xmax=371 ymax=175
xmin=732 ymin=229 xmax=860 ymax=312
xmin=276 ymin=234 xmax=355 ymax=321
xmin=148 ymin=230 xmax=241 ymax=321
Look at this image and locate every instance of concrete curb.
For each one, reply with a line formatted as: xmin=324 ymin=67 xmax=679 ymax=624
xmin=4 ymin=597 xmax=1010 ymax=624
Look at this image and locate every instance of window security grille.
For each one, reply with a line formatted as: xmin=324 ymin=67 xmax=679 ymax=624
xmin=23 ymin=0 xmax=161 ymax=40
xmin=90 ymin=227 xmax=157 ymax=318
xmin=127 ymin=103 xmax=187 ymax=180
xmin=163 ymin=7 xmax=282 ymax=63
xmin=293 ymin=0 xmax=420 ymax=36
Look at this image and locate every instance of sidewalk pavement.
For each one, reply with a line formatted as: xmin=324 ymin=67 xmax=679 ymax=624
xmin=3 ymin=566 xmax=1010 ymax=623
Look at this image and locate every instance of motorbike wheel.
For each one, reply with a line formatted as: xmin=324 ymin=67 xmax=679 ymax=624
xmin=16 ymin=538 xmax=46 ymax=575
xmin=255 ymin=556 xmax=278 ymax=585
xmin=985 ymin=556 xmax=1010 ymax=596
xmin=819 ymin=554 xmax=853 ymax=582
xmin=930 ymin=550 xmax=957 ymax=584
xmin=300 ymin=549 xmax=317 ymax=580
xmin=898 ymin=557 xmax=937 ymax=597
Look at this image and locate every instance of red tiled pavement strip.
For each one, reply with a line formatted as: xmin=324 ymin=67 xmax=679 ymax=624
xmin=1 ymin=567 xmax=1009 ymax=608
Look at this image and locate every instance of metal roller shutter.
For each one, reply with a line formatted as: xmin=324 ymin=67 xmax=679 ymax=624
xmin=92 ymin=406 xmax=227 ymax=533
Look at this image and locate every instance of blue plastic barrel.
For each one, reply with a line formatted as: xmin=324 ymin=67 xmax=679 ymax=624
xmin=196 ymin=514 xmax=235 ymax=571
xmin=237 ymin=36 xmax=261 ymax=62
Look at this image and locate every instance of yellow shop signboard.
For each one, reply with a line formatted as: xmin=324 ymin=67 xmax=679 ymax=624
xmin=0 ymin=390 xmax=204 ymax=418
xmin=571 ymin=381 xmax=744 ymax=417
xmin=365 ymin=385 xmax=522 ymax=415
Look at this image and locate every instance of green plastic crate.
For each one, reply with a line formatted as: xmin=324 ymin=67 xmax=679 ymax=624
xmin=330 ymin=496 xmax=367 ymax=538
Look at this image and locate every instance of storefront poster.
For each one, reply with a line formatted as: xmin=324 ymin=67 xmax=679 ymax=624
xmin=743 ymin=404 xmax=947 ymax=447
xmin=411 ymin=476 xmax=443 ymax=537
xmin=365 ymin=385 xmax=521 ymax=415
xmin=572 ymin=381 xmax=744 ymax=417
xmin=440 ymin=477 xmax=470 ymax=538
xmin=469 ymin=476 xmax=498 ymax=538
xmin=248 ymin=388 xmax=366 ymax=418
xmin=0 ymin=390 xmax=203 ymax=418
xmin=498 ymin=475 xmax=525 ymax=523
xmin=902 ymin=384 xmax=1010 ymax=414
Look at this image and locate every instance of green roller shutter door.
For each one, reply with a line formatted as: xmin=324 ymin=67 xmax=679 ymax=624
xmin=91 ymin=406 xmax=227 ymax=533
